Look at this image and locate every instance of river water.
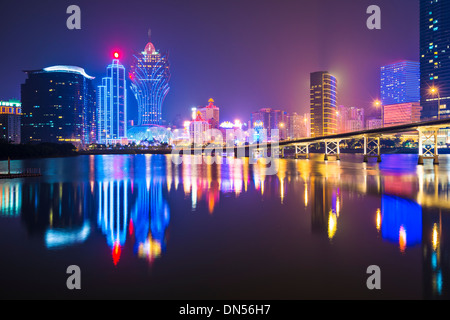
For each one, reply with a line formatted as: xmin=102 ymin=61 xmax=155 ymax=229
xmin=0 ymin=154 xmax=448 ymax=299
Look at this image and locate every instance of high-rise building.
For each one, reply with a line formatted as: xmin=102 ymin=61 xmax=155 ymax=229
xmin=250 ymin=108 xmax=288 ymax=140
xmin=337 ymin=106 xmax=365 ymax=133
xmin=383 ymin=102 xmax=422 ymax=127
xmin=310 ymin=71 xmax=337 ymax=137
xmin=199 ymin=98 xmax=220 ymax=129
xmin=129 ymin=31 xmax=170 ymax=126
xmin=420 ymin=0 xmax=450 ymax=119
xmin=189 ymin=111 xmax=209 ymax=145
xmin=289 ymin=113 xmax=303 ymax=139
xmin=0 ymin=99 xmax=21 ymax=144
xmin=381 ymin=61 xmax=420 ymax=106
xmin=21 ymin=66 xmax=96 ymax=145
xmin=97 ymin=53 xmax=127 ymax=144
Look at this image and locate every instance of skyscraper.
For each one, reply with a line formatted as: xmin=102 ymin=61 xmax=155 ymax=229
xmin=420 ymin=0 xmax=450 ymax=119
xmin=310 ymin=71 xmax=337 ymax=137
xmin=97 ymin=53 xmax=127 ymax=144
xmin=381 ymin=61 xmax=420 ymax=105
xmin=129 ymin=31 xmax=170 ymax=126
xmin=21 ymin=66 xmax=96 ymax=145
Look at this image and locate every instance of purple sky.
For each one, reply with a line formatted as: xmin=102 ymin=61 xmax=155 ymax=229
xmin=0 ymin=0 xmax=419 ymax=123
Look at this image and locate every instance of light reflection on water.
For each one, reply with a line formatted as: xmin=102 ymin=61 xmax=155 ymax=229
xmin=0 ymin=153 xmax=449 ymax=299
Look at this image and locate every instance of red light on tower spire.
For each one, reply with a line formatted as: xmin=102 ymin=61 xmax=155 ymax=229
xmin=113 ymin=52 xmax=120 ymax=59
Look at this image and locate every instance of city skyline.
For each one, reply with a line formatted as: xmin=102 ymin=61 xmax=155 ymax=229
xmin=0 ymin=0 xmax=419 ymax=123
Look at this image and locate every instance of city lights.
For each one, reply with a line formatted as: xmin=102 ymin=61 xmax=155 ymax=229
xmin=2 ymin=0 xmax=450 ymax=303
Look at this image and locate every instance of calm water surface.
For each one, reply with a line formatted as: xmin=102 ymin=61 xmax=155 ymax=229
xmin=0 ymin=154 xmax=449 ymax=299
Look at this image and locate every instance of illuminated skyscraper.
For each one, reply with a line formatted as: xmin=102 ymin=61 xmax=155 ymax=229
xmin=129 ymin=31 xmax=170 ymax=126
xmin=21 ymin=66 xmax=96 ymax=145
xmin=381 ymin=61 xmax=420 ymax=105
xmin=97 ymin=53 xmax=127 ymax=144
xmin=310 ymin=71 xmax=337 ymax=137
xmin=420 ymin=0 xmax=450 ymax=119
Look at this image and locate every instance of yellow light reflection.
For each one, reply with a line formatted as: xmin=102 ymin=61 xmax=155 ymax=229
xmin=138 ymin=235 xmax=162 ymax=263
xmin=432 ymin=223 xmax=439 ymax=251
xmin=376 ymin=208 xmax=381 ymax=232
xmin=328 ymin=212 xmax=337 ymax=240
xmin=304 ymin=184 xmax=308 ymax=207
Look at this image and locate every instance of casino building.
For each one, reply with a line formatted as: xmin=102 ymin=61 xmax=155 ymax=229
xmin=129 ymin=31 xmax=170 ymax=126
xmin=97 ymin=53 xmax=127 ymax=144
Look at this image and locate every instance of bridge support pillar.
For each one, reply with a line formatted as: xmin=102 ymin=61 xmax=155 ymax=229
xmin=418 ymin=128 xmax=439 ymax=165
xmin=324 ymin=140 xmax=340 ymax=161
xmin=294 ymin=144 xmax=309 ymax=159
xmin=363 ymin=136 xmax=381 ymax=163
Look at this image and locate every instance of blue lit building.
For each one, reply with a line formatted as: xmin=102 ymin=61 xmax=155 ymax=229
xmin=21 ymin=66 xmax=96 ymax=145
xmin=420 ymin=0 xmax=450 ymax=120
xmin=129 ymin=31 xmax=170 ymax=126
xmin=97 ymin=55 xmax=127 ymax=144
xmin=380 ymin=61 xmax=420 ymax=106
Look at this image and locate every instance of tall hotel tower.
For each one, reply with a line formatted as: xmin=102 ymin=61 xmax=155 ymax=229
xmin=130 ymin=30 xmax=170 ymax=126
xmin=381 ymin=61 xmax=420 ymax=105
xmin=21 ymin=66 xmax=96 ymax=145
xmin=310 ymin=71 xmax=337 ymax=137
xmin=97 ymin=53 xmax=127 ymax=144
xmin=420 ymin=0 xmax=450 ymax=119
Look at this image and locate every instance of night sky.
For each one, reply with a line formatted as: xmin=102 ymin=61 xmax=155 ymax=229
xmin=0 ymin=0 xmax=418 ymax=124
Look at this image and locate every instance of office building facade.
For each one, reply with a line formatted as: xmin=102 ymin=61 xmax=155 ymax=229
xmin=383 ymin=102 xmax=422 ymax=127
xmin=130 ymin=32 xmax=170 ymax=126
xmin=420 ymin=0 xmax=450 ymax=119
xmin=97 ymin=56 xmax=127 ymax=144
xmin=21 ymin=66 xmax=96 ymax=145
xmin=310 ymin=71 xmax=337 ymax=137
xmin=381 ymin=61 xmax=420 ymax=106
xmin=0 ymin=100 xmax=21 ymax=144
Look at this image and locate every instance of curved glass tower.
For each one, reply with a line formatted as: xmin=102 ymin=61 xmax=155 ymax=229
xmin=129 ymin=32 xmax=170 ymax=126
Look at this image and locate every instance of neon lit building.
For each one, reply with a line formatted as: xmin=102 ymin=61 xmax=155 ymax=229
xmin=310 ymin=71 xmax=337 ymax=137
xmin=420 ymin=0 xmax=450 ymax=120
xmin=0 ymin=99 xmax=21 ymax=144
xmin=381 ymin=61 xmax=420 ymax=106
xmin=97 ymin=53 xmax=127 ymax=144
xmin=129 ymin=31 xmax=170 ymax=126
xmin=198 ymin=98 xmax=220 ymax=129
xmin=21 ymin=66 xmax=96 ymax=145
xmin=383 ymin=102 xmax=422 ymax=127
xmin=189 ymin=111 xmax=209 ymax=145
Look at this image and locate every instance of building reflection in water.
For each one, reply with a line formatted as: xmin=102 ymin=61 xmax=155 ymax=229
xmin=310 ymin=176 xmax=341 ymax=240
xmin=380 ymin=195 xmax=422 ymax=253
xmin=0 ymin=182 xmax=21 ymax=217
xmin=2 ymin=154 xmax=450 ymax=298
